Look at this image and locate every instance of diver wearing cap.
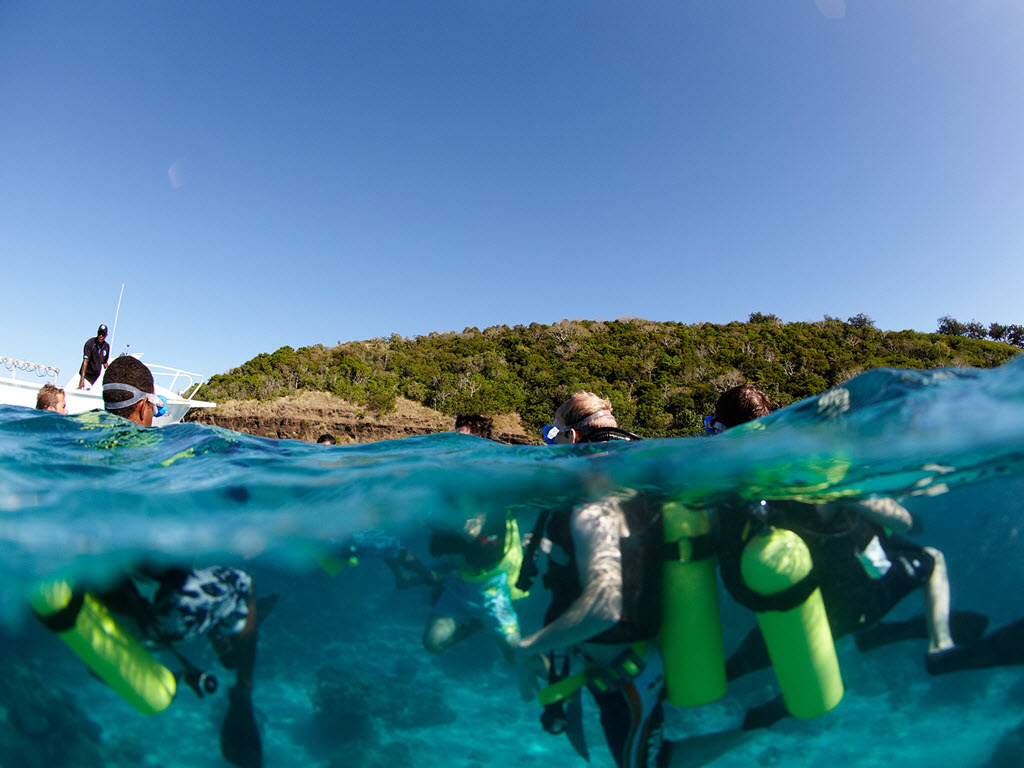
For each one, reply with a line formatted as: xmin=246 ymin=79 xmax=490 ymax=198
xmin=78 ymin=323 xmax=110 ymax=389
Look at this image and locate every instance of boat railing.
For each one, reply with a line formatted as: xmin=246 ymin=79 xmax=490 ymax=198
xmin=0 ymin=356 xmax=60 ymax=385
xmin=148 ymin=364 xmax=207 ymax=401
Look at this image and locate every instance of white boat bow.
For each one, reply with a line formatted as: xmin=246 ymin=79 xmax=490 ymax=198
xmin=1 ymin=355 xmax=215 ymax=426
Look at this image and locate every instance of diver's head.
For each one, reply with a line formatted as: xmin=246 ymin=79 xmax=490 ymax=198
xmin=707 ymin=383 xmax=773 ymax=433
xmin=102 ymin=355 xmax=158 ymax=426
xmin=454 ymin=413 xmax=494 ymax=440
xmin=35 ymin=383 xmax=67 ymax=414
xmin=543 ymin=391 xmax=634 ymax=444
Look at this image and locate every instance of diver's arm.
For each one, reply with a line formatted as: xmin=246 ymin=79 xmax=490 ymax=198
xmin=856 ymin=498 xmax=914 ymax=535
xmin=518 ymin=502 xmax=624 ymax=656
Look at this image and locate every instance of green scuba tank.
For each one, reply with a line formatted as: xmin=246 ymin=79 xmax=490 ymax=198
xmin=740 ymin=527 xmax=843 ymax=718
xmin=661 ymin=501 xmax=727 ymax=706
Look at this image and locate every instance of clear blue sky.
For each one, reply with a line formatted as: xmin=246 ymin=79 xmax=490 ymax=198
xmin=3 ymin=1 xmax=1022 ymax=383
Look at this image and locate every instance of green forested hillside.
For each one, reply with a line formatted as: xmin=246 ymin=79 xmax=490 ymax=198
xmin=197 ymin=316 xmax=1019 ymax=438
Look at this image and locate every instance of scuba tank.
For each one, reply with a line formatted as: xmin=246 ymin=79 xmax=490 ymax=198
xmin=29 ymin=580 xmax=178 ymax=715
xmin=738 ymin=502 xmax=843 ymax=718
xmin=660 ymin=500 xmax=727 ymax=706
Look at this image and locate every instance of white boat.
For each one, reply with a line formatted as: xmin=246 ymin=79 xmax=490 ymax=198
xmin=0 ymin=355 xmax=215 ymax=426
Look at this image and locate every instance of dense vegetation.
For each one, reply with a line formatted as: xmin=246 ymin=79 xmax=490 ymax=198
xmin=197 ymin=314 xmax=1019 ymax=438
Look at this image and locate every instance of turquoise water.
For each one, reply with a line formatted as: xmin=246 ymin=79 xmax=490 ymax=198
xmin=2 ymin=358 xmax=1024 ymax=767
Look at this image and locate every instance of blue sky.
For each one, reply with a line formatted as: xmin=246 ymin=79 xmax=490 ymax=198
xmin=3 ymin=1 xmax=1022 ymax=383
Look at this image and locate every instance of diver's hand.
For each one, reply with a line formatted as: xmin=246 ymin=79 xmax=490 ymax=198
xmin=515 ymin=648 xmax=540 ymax=702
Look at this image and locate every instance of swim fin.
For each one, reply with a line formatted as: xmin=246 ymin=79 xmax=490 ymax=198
xmin=255 ymin=594 xmax=279 ymax=625
xmin=926 ymin=618 xmax=1024 ymax=676
xmin=668 ymin=728 xmax=755 ymax=768
xmin=564 ymin=688 xmax=589 ymax=762
xmin=741 ymin=695 xmax=788 ymax=731
xmin=854 ymin=611 xmax=989 ymax=653
xmin=221 ymin=684 xmax=262 ymax=768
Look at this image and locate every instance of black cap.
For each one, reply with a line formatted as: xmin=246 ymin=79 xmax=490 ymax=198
xmin=97 ymin=324 xmax=108 ymax=336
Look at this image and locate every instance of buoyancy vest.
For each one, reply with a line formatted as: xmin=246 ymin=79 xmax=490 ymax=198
xmin=430 ymin=516 xmax=529 ymax=600
xmin=543 ymin=493 xmax=664 ymax=644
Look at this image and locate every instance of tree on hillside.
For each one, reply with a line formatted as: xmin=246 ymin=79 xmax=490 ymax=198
xmin=847 ymin=313 xmax=875 ymax=329
xmin=937 ymin=316 xmax=968 ymax=336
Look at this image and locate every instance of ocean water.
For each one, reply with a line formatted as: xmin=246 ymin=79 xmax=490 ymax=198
xmin=1 ymin=358 xmax=1023 ymax=768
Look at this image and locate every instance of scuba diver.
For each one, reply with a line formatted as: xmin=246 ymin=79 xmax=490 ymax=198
xmin=708 ymin=383 xmax=989 ymax=729
xmin=33 ymin=355 xmax=264 ymax=768
xmin=516 ymin=391 xmax=745 ymax=768
xmin=420 ymin=412 xmax=529 ymax=663
xmin=422 ymin=508 xmax=527 ymax=663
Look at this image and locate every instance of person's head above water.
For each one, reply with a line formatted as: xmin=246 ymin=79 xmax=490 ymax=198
xmin=543 ymin=391 xmax=628 ymax=444
xmin=102 ymin=355 xmax=160 ymax=426
xmin=454 ymin=413 xmax=494 ymax=440
xmin=707 ymin=383 xmax=773 ymax=433
xmin=316 ymin=433 xmax=337 ymax=445
xmin=35 ymin=383 xmax=67 ymax=414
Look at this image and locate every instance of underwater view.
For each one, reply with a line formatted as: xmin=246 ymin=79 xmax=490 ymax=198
xmin=2 ymin=359 xmax=1024 ymax=768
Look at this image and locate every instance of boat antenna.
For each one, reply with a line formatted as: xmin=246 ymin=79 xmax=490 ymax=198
xmin=111 ymin=283 xmax=125 ymax=352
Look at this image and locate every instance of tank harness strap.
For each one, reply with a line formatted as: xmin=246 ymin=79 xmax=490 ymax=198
xmin=537 ymin=642 xmax=647 ymax=707
xmin=720 ymin=538 xmax=820 ymax=613
xmin=33 ymin=590 xmax=86 ymax=633
xmin=516 ymin=508 xmax=552 ymax=593
xmin=663 ymin=532 xmax=716 ymax=563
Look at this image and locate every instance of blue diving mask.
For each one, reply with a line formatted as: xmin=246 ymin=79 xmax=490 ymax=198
xmin=542 ymin=409 xmax=614 ymax=444
xmin=704 ymin=414 xmax=727 ymax=436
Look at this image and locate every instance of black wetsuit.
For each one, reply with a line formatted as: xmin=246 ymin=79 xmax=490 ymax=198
xmin=718 ymin=499 xmax=935 ymax=680
xmin=541 ymin=494 xmax=668 ymax=768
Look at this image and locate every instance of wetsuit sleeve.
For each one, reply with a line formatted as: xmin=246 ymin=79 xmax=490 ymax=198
xmin=518 ymin=500 xmax=624 ymax=655
xmin=855 ymin=498 xmax=913 ymax=534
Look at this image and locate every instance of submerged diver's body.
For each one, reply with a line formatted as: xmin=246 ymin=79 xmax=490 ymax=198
xmin=84 ymin=356 xmax=263 ymax=768
xmin=719 ymin=497 xmax=958 ymax=682
xmin=423 ymin=512 xmax=525 ymax=662
xmin=707 ymin=383 xmax=988 ymax=731
xmin=519 ymin=391 xmax=746 ymax=768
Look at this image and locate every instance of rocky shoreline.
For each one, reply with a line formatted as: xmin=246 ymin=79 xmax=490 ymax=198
xmin=185 ymin=391 xmax=537 ymax=445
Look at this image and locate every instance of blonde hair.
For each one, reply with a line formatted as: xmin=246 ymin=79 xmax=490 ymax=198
xmin=554 ymin=391 xmax=617 ymax=431
xmin=36 ymin=383 xmax=65 ymax=411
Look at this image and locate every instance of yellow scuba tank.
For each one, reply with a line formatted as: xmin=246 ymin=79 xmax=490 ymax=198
xmin=740 ymin=526 xmax=843 ymax=718
xmin=29 ymin=581 xmax=177 ymax=715
xmin=661 ymin=501 xmax=727 ymax=706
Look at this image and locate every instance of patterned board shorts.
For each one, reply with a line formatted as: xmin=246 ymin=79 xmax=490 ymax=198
xmin=149 ymin=566 xmax=253 ymax=642
xmin=430 ymin=570 xmax=520 ymax=638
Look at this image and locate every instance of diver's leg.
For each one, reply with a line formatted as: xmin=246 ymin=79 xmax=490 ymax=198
xmin=392 ymin=548 xmax=439 ymax=589
xmin=221 ymin=594 xmax=261 ymax=768
xmin=422 ymin=615 xmax=479 ymax=653
xmin=923 ymin=546 xmax=954 ymax=654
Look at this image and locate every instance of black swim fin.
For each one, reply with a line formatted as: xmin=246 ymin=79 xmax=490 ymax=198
xmin=564 ymin=689 xmax=589 ymax=762
xmin=668 ymin=729 xmax=756 ymax=768
xmin=926 ymin=618 xmax=1024 ymax=676
xmin=255 ymin=594 xmax=278 ymax=625
xmin=741 ymin=695 xmax=788 ymax=731
xmin=855 ymin=611 xmax=989 ymax=653
xmin=221 ymin=684 xmax=262 ymax=768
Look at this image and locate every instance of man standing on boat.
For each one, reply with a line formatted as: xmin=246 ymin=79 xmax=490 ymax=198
xmin=77 ymin=323 xmax=110 ymax=389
